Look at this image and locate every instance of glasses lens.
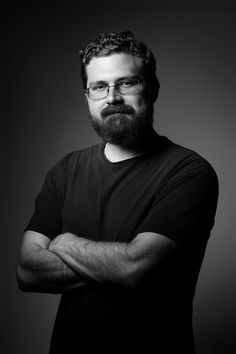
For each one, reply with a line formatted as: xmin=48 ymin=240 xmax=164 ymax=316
xmin=119 ymin=79 xmax=140 ymax=94
xmin=89 ymin=83 xmax=108 ymax=100
xmin=87 ymin=79 xmax=141 ymax=100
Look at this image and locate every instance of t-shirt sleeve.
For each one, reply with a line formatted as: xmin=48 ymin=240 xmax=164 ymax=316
xmin=24 ymin=160 xmax=64 ymax=239
xmin=137 ymin=157 xmax=219 ymax=246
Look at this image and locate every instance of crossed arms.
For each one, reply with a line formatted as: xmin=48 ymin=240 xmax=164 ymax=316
xmin=16 ymin=230 xmax=178 ymax=293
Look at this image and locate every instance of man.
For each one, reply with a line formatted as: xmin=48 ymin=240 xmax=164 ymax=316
xmin=16 ymin=31 xmax=218 ymax=353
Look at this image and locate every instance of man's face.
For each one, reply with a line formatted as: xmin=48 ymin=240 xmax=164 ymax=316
xmin=85 ymin=53 xmax=154 ymax=147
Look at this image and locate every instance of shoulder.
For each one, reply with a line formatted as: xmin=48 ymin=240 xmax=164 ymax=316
xmin=157 ymin=136 xmax=218 ymax=177
xmin=46 ymin=144 xmax=101 ymax=183
xmin=55 ymin=144 xmax=101 ymax=168
xmin=149 ymin=136 xmax=219 ymax=197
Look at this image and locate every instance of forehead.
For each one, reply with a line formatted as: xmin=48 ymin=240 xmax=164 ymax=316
xmin=86 ymin=53 xmax=143 ymax=84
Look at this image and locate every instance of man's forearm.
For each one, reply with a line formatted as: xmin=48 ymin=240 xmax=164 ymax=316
xmin=16 ymin=246 xmax=87 ymax=294
xmin=49 ymin=233 xmax=134 ymax=286
xmin=49 ymin=232 xmax=177 ymax=288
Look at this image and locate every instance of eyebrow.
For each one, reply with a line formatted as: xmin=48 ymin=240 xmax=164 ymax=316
xmin=89 ymin=76 xmax=139 ymax=85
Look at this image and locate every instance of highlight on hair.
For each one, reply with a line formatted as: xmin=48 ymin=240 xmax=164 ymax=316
xmin=79 ymin=30 xmax=160 ymax=102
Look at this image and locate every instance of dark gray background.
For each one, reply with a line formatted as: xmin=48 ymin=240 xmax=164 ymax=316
xmin=2 ymin=1 xmax=236 ymax=353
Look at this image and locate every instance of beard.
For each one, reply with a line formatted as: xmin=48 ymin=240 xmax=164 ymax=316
xmin=88 ymin=103 xmax=154 ymax=149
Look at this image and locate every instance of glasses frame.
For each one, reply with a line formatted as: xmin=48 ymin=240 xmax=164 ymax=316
xmin=85 ymin=78 xmax=144 ymax=101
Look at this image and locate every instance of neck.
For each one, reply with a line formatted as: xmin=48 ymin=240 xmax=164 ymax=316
xmin=104 ymin=128 xmax=157 ymax=163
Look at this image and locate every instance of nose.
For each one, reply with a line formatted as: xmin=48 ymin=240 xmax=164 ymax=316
xmin=107 ymin=85 xmax=123 ymax=104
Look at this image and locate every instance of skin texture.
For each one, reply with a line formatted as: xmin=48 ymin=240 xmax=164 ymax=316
xmin=86 ymin=53 xmax=155 ymax=161
xmin=16 ymin=231 xmax=87 ymax=293
xmin=48 ymin=232 xmax=177 ymax=287
xmin=86 ymin=53 xmax=149 ymax=121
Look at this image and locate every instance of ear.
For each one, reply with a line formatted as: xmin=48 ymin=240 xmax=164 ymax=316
xmin=150 ymin=76 xmax=160 ymax=104
xmin=150 ymin=86 xmax=159 ymax=104
xmin=145 ymin=84 xmax=159 ymax=105
xmin=84 ymin=92 xmax=89 ymax=106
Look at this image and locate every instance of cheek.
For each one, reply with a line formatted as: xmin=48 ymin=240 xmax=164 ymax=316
xmin=87 ymin=102 xmax=100 ymax=115
xmin=131 ymin=97 xmax=148 ymax=111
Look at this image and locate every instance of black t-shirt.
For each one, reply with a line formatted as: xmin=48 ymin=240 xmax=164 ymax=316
xmin=25 ymin=135 xmax=218 ymax=354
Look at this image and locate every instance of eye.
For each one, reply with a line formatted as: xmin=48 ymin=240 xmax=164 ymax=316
xmin=120 ymin=79 xmax=135 ymax=87
xmin=90 ymin=82 xmax=107 ymax=91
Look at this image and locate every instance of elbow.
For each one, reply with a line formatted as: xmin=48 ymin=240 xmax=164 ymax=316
xmin=118 ymin=264 xmax=141 ymax=288
xmin=17 ymin=279 xmax=29 ymax=292
xmin=122 ymin=272 xmax=141 ymax=288
xmin=121 ymin=277 xmax=138 ymax=288
xmin=15 ymin=262 xmax=34 ymax=292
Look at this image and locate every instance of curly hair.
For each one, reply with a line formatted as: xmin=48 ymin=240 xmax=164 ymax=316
xmin=79 ymin=30 xmax=160 ymax=102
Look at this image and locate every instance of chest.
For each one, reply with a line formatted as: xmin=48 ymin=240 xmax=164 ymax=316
xmin=60 ymin=159 xmax=165 ymax=242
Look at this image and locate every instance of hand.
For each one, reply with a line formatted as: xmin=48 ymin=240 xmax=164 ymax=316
xmin=49 ymin=233 xmax=75 ymax=253
xmin=48 ymin=233 xmax=92 ymax=283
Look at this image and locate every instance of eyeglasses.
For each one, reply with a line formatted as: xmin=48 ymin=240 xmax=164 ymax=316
xmin=85 ymin=78 xmax=144 ymax=100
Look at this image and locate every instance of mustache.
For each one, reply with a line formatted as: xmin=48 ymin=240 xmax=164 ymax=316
xmin=101 ymin=105 xmax=135 ymax=118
